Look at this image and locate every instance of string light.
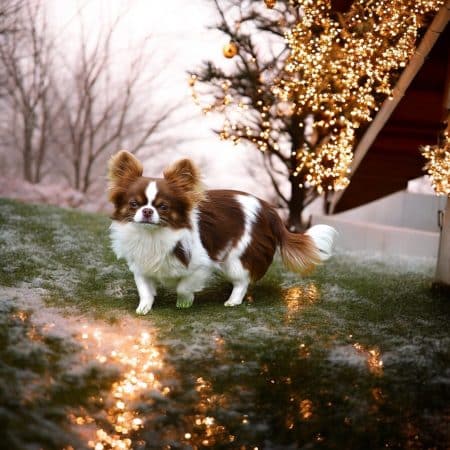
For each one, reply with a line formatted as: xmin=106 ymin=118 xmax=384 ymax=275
xmin=277 ymin=0 xmax=443 ymax=193
xmin=420 ymin=132 xmax=450 ymax=195
xmin=190 ymin=0 xmax=443 ymax=196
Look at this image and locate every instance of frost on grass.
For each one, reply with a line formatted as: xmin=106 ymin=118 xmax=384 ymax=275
xmin=328 ymin=345 xmax=368 ymax=369
xmin=334 ymin=250 xmax=436 ymax=276
xmin=321 ymin=283 xmax=365 ymax=304
xmin=0 ymin=199 xmax=125 ymax=301
xmin=0 ymin=287 xmax=182 ymax=450
xmin=0 ymin=292 xmax=96 ymax=449
xmin=1 ymin=199 xmax=449 ymax=449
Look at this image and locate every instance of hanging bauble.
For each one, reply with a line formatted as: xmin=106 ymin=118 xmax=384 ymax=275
xmin=223 ymin=41 xmax=238 ymax=59
xmin=264 ymin=0 xmax=276 ymax=8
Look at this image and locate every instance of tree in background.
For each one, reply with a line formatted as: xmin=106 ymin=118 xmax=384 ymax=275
xmin=0 ymin=1 xmax=55 ymax=183
xmin=190 ymin=0 xmax=443 ymax=230
xmin=0 ymin=0 xmax=177 ymax=195
xmin=52 ymin=13 xmax=178 ymax=194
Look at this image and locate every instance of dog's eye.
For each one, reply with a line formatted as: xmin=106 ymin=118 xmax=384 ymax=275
xmin=129 ymin=200 xmax=138 ymax=208
xmin=158 ymin=203 xmax=168 ymax=211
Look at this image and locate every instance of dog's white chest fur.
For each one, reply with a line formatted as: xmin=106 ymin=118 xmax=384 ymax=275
xmin=109 ymin=221 xmax=188 ymax=281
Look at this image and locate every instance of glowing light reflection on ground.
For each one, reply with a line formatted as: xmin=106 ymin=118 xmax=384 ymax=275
xmin=70 ymin=324 xmax=169 ymax=450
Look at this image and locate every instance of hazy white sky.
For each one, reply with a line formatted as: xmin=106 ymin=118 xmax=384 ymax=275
xmin=45 ymin=0 xmax=272 ymax=198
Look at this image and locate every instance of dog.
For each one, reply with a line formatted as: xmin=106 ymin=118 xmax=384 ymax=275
xmin=107 ymin=150 xmax=337 ymax=314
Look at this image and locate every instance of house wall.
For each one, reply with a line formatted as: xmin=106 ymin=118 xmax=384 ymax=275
xmin=311 ymin=192 xmax=446 ymax=257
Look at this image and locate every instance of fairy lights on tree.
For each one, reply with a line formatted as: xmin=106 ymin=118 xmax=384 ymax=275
xmin=276 ymin=0 xmax=444 ymax=197
xmin=190 ymin=0 xmax=443 ymax=230
xmin=421 ymin=132 xmax=450 ymax=196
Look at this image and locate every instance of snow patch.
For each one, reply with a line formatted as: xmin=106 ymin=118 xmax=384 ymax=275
xmin=328 ymin=345 xmax=367 ymax=368
xmin=322 ymin=283 xmax=365 ymax=304
xmin=334 ymin=251 xmax=435 ymax=275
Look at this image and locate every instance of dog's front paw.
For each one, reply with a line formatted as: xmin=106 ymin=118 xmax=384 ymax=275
xmin=136 ymin=301 xmax=153 ymax=315
xmin=224 ymin=299 xmax=242 ymax=307
xmin=176 ymin=293 xmax=194 ymax=308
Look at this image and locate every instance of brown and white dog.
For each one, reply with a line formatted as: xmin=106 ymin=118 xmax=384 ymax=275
xmin=108 ymin=150 xmax=337 ymax=314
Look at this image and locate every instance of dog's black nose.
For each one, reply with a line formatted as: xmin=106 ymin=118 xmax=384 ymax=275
xmin=142 ymin=208 xmax=153 ymax=218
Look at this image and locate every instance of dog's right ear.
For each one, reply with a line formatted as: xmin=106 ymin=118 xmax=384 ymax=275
xmin=107 ymin=150 xmax=143 ymax=204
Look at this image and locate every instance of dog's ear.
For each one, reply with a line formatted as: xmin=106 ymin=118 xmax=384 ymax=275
xmin=107 ymin=150 xmax=143 ymax=204
xmin=163 ymin=158 xmax=204 ymax=203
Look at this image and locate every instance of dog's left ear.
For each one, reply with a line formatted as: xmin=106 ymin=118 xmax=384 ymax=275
xmin=163 ymin=158 xmax=204 ymax=203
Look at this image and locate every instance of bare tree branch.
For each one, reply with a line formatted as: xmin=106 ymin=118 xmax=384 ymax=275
xmin=53 ymin=9 xmax=177 ymax=193
xmin=0 ymin=0 xmax=54 ymax=183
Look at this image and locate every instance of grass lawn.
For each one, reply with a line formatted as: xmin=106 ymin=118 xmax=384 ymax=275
xmin=0 ymin=197 xmax=449 ymax=450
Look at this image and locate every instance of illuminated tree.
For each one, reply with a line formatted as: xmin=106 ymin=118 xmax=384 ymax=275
xmin=190 ymin=0 xmax=443 ymax=230
xmin=277 ymin=0 xmax=444 ymax=197
xmin=421 ymin=132 xmax=450 ymax=196
xmin=421 ymin=129 xmax=450 ymax=291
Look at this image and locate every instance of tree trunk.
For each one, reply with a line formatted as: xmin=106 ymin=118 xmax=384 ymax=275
xmin=433 ymin=196 xmax=450 ymax=294
xmin=82 ymin=156 xmax=94 ymax=193
xmin=287 ymin=174 xmax=306 ymax=232
xmin=287 ymin=114 xmax=307 ymax=232
xmin=74 ymin=161 xmax=80 ymax=190
xmin=22 ymin=113 xmax=34 ymax=183
xmin=23 ymin=149 xmax=32 ymax=182
xmin=34 ymin=101 xmax=48 ymax=183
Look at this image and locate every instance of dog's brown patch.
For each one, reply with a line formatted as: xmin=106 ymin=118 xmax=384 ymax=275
xmin=198 ymin=190 xmax=246 ymax=261
xmin=240 ymin=201 xmax=278 ymax=281
xmin=173 ymin=241 xmax=190 ymax=267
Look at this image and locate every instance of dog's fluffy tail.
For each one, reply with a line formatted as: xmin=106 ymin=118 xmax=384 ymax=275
xmin=271 ymin=213 xmax=337 ymax=274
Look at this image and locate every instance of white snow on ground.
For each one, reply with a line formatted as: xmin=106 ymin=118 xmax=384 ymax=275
xmin=2 ymin=286 xmax=151 ymax=352
xmin=328 ymin=345 xmax=368 ymax=368
xmin=321 ymin=283 xmax=366 ymax=304
xmin=335 ymin=250 xmax=436 ymax=275
xmin=2 ymin=250 xmax=432 ymax=344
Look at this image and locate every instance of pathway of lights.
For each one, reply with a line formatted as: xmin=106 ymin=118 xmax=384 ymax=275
xmin=68 ymin=326 xmax=168 ymax=450
xmin=13 ymin=304 xmax=388 ymax=449
xmin=67 ymin=324 xmax=258 ymax=450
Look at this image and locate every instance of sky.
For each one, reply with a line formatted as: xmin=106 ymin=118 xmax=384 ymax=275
xmin=45 ymin=0 xmax=273 ymax=199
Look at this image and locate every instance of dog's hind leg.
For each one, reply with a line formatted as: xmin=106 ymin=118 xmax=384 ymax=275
xmin=224 ymin=279 xmax=249 ymax=306
xmin=222 ymin=258 xmax=250 ymax=307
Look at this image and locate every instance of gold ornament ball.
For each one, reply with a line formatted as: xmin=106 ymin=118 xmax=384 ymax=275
xmin=223 ymin=41 xmax=238 ymax=59
xmin=264 ymin=0 xmax=276 ymax=8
